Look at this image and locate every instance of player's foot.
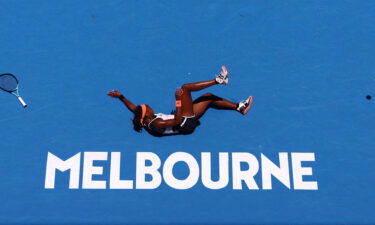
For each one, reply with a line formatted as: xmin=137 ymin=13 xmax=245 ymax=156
xmin=237 ymin=96 xmax=253 ymax=115
xmin=215 ymin=66 xmax=228 ymax=85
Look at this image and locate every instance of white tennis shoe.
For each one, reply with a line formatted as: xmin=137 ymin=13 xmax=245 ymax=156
xmin=215 ymin=66 xmax=229 ymax=85
xmin=237 ymin=96 xmax=253 ymax=115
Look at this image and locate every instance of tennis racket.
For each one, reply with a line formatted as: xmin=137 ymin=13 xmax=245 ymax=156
xmin=0 ymin=73 xmax=27 ymax=107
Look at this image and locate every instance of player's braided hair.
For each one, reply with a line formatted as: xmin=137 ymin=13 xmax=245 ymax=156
xmin=132 ymin=105 xmax=143 ymax=132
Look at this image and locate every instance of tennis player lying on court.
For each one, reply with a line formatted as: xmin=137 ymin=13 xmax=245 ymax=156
xmin=107 ymin=66 xmax=252 ymax=136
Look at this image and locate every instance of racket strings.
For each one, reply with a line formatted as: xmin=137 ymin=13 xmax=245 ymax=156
xmin=0 ymin=75 xmax=18 ymax=92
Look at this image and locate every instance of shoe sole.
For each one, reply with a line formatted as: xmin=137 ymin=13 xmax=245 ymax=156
xmin=221 ymin=65 xmax=228 ymax=84
xmin=243 ymin=96 xmax=253 ymax=115
xmin=221 ymin=65 xmax=227 ymax=74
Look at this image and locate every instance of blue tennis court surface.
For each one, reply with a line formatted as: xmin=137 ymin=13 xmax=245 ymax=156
xmin=1 ymin=0 xmax=375 ymax=224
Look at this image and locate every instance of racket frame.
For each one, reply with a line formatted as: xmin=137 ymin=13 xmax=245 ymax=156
xmin=0 ymin=73 xmax=27 ymax=107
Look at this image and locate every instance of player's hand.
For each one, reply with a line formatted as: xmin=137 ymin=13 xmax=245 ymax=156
xmin=107 ymin=90 xmax=122 ymax=98
xmin=175 ymin=87 xmax=183 ymax=99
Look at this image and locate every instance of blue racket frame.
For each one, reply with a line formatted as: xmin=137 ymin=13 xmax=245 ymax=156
xmin=0 ymin=73 xmax=27 ymax=107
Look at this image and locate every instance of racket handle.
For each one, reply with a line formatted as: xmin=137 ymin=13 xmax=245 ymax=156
xmin=17 ymin=96 xmax=27 ymax=108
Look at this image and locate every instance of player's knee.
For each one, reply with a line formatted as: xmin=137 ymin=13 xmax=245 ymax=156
xmin=181 ymin=84 xmax=190 ymax=92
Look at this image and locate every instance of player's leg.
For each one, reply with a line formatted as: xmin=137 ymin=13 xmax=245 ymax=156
xmin=180 ymin=82 xmax=213 ymax=117
xmin=180 ymin=66 xmax=229 ymax=116
xmin=181 ymin=65 xmax=228 ymax=92
xmin=192 ymin=93 xmax=238 ymax=118
xmin=193 ymin=93 xmax=253 ymax=118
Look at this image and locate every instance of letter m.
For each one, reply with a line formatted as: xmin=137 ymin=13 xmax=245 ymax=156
xmin=45 ymin=152 xmax=81 ymax=189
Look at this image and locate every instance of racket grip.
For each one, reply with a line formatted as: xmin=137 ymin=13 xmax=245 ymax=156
xmin=17 ymin=96 xmax=27 ymax=108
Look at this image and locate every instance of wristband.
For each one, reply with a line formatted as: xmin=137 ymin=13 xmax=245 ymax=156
xmin=175 ymin=100 xmax=182 ymax=107
xmin=119 ymin=95 xmax=125 ymax=100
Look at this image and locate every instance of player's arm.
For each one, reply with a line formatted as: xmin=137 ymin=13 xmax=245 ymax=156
xmin=152 ymin=88 xmax=183 ymax=129
xmin=107 ymin=90 xmax=136 ymax=113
